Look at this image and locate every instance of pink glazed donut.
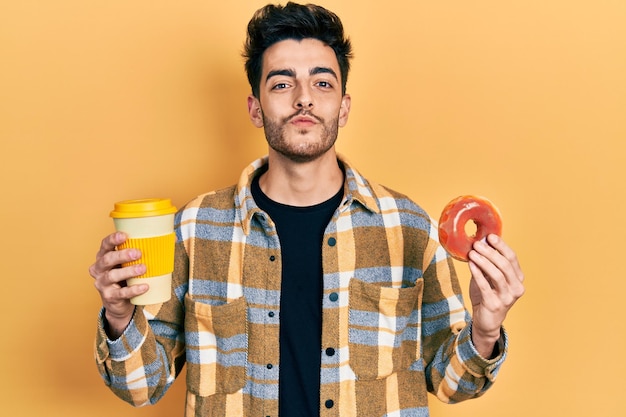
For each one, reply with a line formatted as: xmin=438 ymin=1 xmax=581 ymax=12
xmin=438 ymin=195 xmax=503 ymax=262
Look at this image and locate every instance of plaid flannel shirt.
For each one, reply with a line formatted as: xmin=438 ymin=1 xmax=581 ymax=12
xmin=95 ymin=155 xmax=507 ymax=417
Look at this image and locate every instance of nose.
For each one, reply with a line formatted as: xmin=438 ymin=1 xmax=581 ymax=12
xmin=294 ymin=85 xmax=314 ymax=110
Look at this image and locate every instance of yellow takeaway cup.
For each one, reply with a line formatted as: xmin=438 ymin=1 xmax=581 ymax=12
xmin=110 ymin=198 xmax=177 ymax=305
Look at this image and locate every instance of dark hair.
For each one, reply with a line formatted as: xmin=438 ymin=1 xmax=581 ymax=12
xmin=243 ymin=2 xmax=353 ymax=98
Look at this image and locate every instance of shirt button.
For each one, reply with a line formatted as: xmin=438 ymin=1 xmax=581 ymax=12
xmin=325 ymin=347 xmax=335 ymax=356
xmin=269 ymin=255 xmax=276 ymax=262
xmin=327 ymin=237 xmax=336 ymax=246
xmin=266 ymin=363 xmax=273 ymax=369
xmin=268 ymin=311 xmax=275 ymax=318
xmin=329 ymin=292 xmax=339 ymax=302
xmin=325 ymin=399 xmax=334 ymax=409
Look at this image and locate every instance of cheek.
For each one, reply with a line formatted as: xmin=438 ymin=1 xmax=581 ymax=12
xmin=259 ymin=105 xmax=286 ymax=124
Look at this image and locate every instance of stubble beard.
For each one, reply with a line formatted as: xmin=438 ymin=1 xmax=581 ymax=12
xmin=262 ymin=110 xmax=339 ymax=163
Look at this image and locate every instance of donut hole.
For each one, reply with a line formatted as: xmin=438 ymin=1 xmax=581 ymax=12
xmin=464 ymin=220 xmax=478 ymax=238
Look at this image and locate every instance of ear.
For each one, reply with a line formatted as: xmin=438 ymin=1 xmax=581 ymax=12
xmin=338 ymin=94 xmax=351 ymax=127
xmin=247 ymin=95 xmax=264 ymax=128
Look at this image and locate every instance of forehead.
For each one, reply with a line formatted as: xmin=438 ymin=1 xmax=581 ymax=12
xmin=262 ymin=38 xmax=340 ymax=75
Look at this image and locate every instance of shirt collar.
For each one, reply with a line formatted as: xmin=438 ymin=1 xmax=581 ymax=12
xmin=236 ymin=154 xmax=381 ymax=235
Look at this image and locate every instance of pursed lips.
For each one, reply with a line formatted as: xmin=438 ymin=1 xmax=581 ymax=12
xmin=290 ymin=116 xmax=317 ymax=127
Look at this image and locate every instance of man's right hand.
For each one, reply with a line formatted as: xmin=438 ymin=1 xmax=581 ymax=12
xmin=89 ymin=232 xmax=149 ymax=339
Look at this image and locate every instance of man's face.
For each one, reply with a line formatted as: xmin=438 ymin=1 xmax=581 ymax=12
xmin=247 ymin=38 xmax=351 ymax=163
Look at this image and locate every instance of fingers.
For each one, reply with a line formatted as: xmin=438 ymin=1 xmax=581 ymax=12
xmin=484 ymin=234 xmax=524 ymax=283
xmin=94 ymin=232 xmax=126 ymax=259
xmin=89 ymin=232 xmax=148 ymax=318
xmin=97 ymin=277 xmax=148 ymax=307
xmin=468 ymin=234 xmax=525 ymax=302
xmin=92 ymin=259 xmax=146 ymax=292
xmin=90 ymin=232 xmax=141 ymax=282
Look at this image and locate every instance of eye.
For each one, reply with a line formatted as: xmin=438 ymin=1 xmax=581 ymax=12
xmin=316 ymin=80 xmax=332 ymax=88
xmin=272 ymin=82 xmax=290 ymax=90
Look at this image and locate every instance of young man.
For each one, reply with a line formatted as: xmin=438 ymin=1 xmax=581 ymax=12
xmin=90 ymin=3 xmax=525 ymax=416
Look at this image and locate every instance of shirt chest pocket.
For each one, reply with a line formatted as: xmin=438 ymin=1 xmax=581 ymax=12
xmin=184 ymin=294 xmax=248 ymax=397
xmin=348 ymin=278 xmax=424 ymax=380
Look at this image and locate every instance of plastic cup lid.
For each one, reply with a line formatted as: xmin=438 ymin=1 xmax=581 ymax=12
xmin=110 ymin=198 xmax=177 ymax=218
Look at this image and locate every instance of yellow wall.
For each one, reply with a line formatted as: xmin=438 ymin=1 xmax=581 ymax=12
xmin=2 ymin=1 xmax=624 ymax=415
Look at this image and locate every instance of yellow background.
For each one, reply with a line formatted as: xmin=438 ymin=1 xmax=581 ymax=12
xmin=1 ymin=1 xmax=624 ymax=415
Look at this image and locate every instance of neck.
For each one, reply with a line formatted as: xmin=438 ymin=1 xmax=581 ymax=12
xmin=259 ymin=150 xmax=344 ymax=207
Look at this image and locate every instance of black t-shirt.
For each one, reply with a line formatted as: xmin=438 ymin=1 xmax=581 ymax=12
xmin=252 ymin=174 xmax=343 ymax=417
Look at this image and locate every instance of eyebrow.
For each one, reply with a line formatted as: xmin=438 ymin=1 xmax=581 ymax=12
xmin=310 ymin=66 xmax=338 ymax=80
xmin=265 ymin=66 xmax=339 ymax=83
xmin=266 ymin=68 xmax=295 ymax=82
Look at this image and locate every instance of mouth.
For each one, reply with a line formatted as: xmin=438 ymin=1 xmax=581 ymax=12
xmin=290 ymin=116 xmax=317 ymax=127
xmin=286 ymin=110 xmax=323 ymax=128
